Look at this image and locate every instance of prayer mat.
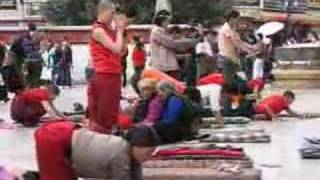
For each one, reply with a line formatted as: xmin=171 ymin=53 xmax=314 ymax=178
xmin=203 ymin=117 xmax=251 ymax=125
xmin=278 ymin=113 xmax=320 ymax=119
xmin=200 ymin=130 xmax=271 ymax=143
xmin=144 ymin=168 xmax=261 ymax=180
xmin=144 ymin=159 xmax=253 ymax=169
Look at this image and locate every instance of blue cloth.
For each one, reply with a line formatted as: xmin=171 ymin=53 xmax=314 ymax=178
xmin=161 ymin=95 xmax=185 ymax=124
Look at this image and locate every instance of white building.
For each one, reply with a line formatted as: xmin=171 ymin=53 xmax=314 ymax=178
xmin=0 ymin=0 xmax=47 ymax=26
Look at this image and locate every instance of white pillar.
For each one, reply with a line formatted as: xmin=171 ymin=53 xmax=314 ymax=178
xmin=260 ymin=0 xmax=264 ymax=9
xmin=16 ymin=0 xmax=25 ymax=27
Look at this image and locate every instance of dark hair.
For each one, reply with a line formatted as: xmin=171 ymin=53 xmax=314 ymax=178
xmin=169 ymin=26 xmax=182 ymax=35
xmin=28 ymin=23 xmax=37 ymax=32
xmin=184 ymin=86 xmax=202 ymax=104
xmin=283 ymin=90 xmax=295 ymax=100
xmin=222 ymin=84 xmax=240 ymax=95
xmin=256 ymin=33 xmax=263 ymax=41
xmin=157 ymin=10 xmax=170 ymax=17
xmin=48 ymin=84 xmax=60 ymax=96
xmin=153 ymin=10 xmax=170 ymax=26
xmin=208 ymin=30 xmax=218 ymax=36
xmin=124 ymin=125 xmax=162 ymax=147
xmin=224 ymin=10 xmax=240 ymax=22
xmin=153 ymin=16 xmax=169 ymax=26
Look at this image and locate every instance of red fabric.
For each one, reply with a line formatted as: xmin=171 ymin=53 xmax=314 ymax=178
xmin=255 ymin=95 xmax=289 ymax=115
xmin=20 ymin=88 xmax=50 ymax=103
xmin=117 ymin=113 xmax=134 ymax=130
xmin=132 ymin=48 xmax=146 ymax=67
xmin=11 ymin=93 xmax=47 ymax=125
xmin=141 ymin=69 xmax=186 ymax=94
xmin=154 ymin=148 xmax=244 ymax=158
xmin=35 ymin=120 xmax=77 ymax=180
xmin=248 ymin=78 xmax=265 ymax=92
xmin=197 ymin=74 xmax=225 ymax=86
xmin=89 ymin=22 xmax=121 ymax=74
xmin=87 ymin=73 xmax=121 ymax=134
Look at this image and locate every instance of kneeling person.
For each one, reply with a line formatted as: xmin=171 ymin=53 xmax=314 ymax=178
xmin=11 ymin=84 xmax=64 ymax=126
xmin=35 ymin=121 xmax=160 ymax=180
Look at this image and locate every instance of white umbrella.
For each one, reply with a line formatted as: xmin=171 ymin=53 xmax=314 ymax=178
xmin=256 ymin=22 xmax=285 ymax=36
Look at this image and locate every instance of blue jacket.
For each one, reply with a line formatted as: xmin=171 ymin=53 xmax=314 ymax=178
xmin=161 ymin=95 xmax=185 ymax=124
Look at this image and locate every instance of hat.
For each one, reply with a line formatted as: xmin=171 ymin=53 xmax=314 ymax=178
xmin=125 ymin=125 xmax=162 ymax=147
xmin=157 ymin=81 xmax=176 ymax=94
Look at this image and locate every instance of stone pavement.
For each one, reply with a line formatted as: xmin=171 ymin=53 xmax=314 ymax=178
xmin=0 ymin=86 xmax=320 ymax=180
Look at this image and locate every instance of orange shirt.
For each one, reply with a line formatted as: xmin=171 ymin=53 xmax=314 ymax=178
xmin=256 ymin=95 xmax=289 ymax=115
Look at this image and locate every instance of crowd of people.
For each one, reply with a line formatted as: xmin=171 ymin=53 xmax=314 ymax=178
xmin=0 ymin=0 xmax=310 ymax=179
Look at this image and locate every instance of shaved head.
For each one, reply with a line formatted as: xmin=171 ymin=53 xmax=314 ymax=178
xmin=98 ymin=0 xmax=115 ymax=14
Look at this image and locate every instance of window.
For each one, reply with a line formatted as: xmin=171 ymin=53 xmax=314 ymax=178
xmin=0 ymin=0 xmax=17 ymax=9
xmin=24 ymin=0 xmax=47 ymax=16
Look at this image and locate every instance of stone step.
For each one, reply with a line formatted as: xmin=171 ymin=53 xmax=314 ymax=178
xmin=273 ymin=69 xmax=320 ymax=89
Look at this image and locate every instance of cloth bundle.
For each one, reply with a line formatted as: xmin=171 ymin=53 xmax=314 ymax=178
xmin=300 ymin=138 xmax=320 ymax=159
xmin=200 ymin=129 xmax=271 ymax=143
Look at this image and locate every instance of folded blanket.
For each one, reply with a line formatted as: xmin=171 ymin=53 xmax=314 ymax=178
xmin=144 ymin=159 xmax=253 ymax=169
xmin=153 ymin=148 xmax=246 ymax=160
xmin=300 ymin=137 xmax=320 ymax=159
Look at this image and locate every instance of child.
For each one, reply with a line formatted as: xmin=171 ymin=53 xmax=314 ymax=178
xmin=130 ymin=36 xmax=146 ymax=93
xmin=11 ymin=83 xmax=65 ymax=126
xmin=35 ymin=121 xmax=160 ymax=180
xmin=254 ymin=90 xmax=304 ymax=121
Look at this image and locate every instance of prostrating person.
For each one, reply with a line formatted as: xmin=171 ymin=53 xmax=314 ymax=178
xmin=254 ymin=90 xmax=304 ymax=121
xmin=35 ymin=121 xmax=161 ymax=180
xmin=88 ymin=0 xmax=129 ymax=133
xmin=11 ymin=83 xmax=64 ymax=127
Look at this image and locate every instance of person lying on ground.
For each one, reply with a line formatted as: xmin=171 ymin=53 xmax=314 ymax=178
xmin=35 ymin=121 xmax=161 ymax=180
xmin=191 ymin=84 xmax=224 ymax=127
xmin=197 ymin=73 xmax=265 ymax=99
xmin=254 ymin=90 xmax=304 ymax=121
xmin=124 ymin=78 xmax=163 ymax=127
xmin=220 ymin=84 xmax=256 ymax=118
xmin=11 ymin=83 xmax=65 ymax=126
